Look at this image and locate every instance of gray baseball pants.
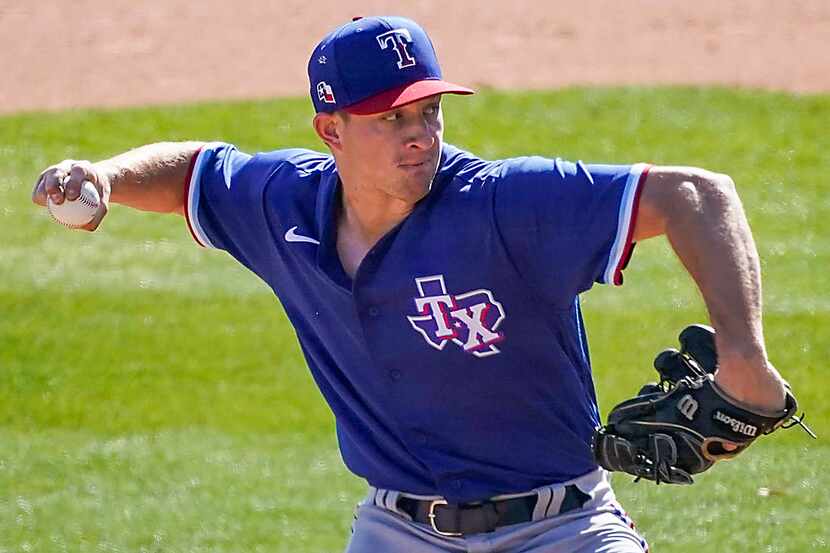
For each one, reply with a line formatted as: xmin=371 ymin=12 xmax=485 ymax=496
xmin=345 ymin=469 xmax=648 ymax=553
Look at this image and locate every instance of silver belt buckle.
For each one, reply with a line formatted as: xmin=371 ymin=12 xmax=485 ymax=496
xmin=427 ymin=499 xmax=462 ymax=537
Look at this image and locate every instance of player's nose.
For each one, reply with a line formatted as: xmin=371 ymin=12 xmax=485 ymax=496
xmin=404 ymin=113 xmax=441 ymax=150
xmin=405 ymin=118 xmax=437 ymax=150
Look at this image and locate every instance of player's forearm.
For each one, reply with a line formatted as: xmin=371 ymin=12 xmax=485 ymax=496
xmin=663 ymin=172 xmax=764 ymax=358
xmin=639 ymin=168 xmax=785 ymax=410
xmin=97 ymin=141 xmax=205 ymax=214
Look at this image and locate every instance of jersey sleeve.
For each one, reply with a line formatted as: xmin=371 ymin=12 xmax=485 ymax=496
xmin=183 ymin=142 xmax=259 ymax=252
xmin=493 ymin=156 xmax=650 ymax=299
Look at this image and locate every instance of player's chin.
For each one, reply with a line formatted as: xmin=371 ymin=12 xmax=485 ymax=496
xmin=397 ymin=168 xmax=435 ymax=200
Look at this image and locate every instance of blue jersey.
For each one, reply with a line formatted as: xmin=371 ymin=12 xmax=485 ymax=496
xmin=184 ymin=142 xmax=649 ymax=503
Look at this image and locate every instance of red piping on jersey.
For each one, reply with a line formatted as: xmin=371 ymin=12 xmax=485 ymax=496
xmin=613 ymin=164 xmax=651 ymax=285
xmin=182 ymin=147 xmax=204 ymax=247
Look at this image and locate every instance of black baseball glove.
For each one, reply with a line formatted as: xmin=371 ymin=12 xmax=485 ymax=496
xmin=592 ymin=324 xmax=814 ymax=484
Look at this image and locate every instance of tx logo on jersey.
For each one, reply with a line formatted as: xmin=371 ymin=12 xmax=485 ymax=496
xmin=407 ymin=275 xmax=505 ymax=358
xmin=376 ymin=28 xmax=416 ymax=69
xmin=317 ymin=81 xmax=336 ymax=104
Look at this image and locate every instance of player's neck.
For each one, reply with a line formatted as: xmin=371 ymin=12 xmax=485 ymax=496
xmin=338 ymin=180 xmax=415 ymax=246
xmin=335 ymin=182 xmax=414 ymax=279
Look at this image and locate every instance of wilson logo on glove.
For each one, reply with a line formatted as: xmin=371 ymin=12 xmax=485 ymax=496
xmin=713 ymin=410 xmax=758 ymax=437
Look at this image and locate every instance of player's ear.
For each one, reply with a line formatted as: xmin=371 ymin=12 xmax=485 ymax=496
xmin=313 ymin=112 xmax=345 ymax=151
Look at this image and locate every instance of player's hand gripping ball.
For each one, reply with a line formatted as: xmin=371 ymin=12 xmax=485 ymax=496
xmin=592 ymin=324 xmax=815 ymax=484
xmin=47 ymin=179 xmax=101 ymax=228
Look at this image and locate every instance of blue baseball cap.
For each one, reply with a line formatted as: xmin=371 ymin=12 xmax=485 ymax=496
xmin=308 ymin=16 xmax=474 ymax=115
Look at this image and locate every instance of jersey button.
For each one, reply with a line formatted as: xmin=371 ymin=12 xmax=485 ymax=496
xmin=453 ymin=479 xmax=463 ymax=490
xmin=389 ymin=369 xmax=401 ymax=381
xmin=368 ymin=306 xmax=380 ymax=317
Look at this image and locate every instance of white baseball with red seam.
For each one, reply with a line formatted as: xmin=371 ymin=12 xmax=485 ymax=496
xmin=47 ymin=180 xmax=100 ymax=228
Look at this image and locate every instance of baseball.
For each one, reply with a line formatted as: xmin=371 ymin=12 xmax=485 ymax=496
xmin=47 ymin=180 xmax=100 ymax=228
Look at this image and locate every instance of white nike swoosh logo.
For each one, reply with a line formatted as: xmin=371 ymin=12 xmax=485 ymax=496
xmin=284 ymin=226 xmax=320 ymax=245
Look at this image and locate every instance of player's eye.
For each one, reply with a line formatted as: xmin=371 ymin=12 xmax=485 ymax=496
xmin=382 ymin=111 xmax=402 ymax=122
xmin=424 ymin=103 xmax=440 ymax=116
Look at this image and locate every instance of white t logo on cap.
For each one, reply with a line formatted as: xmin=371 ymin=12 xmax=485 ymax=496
xmin=376 ymin=28 xmax=416 ymax=69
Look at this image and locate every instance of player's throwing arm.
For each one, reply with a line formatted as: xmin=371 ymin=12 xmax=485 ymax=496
xmin=32 ymin=142 xmax=206 ymax=228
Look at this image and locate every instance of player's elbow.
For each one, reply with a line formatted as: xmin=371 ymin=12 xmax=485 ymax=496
xmin=697 ymin=170 xmax=737 ymax=204
xmin=635 ymin=167 xmax=740 ymax=240
xmin=663 ymin=168 xmax=739 ymax=218
xmin=691 ymin=171 xmax=743 ymax=226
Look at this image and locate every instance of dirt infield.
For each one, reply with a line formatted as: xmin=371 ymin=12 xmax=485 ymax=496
xmin=1 ymin=1 xmax=829 ymax=114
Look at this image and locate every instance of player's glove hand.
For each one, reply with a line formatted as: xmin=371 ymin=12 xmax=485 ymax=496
xmin=592 ymin=324 xmax=814 ymax=485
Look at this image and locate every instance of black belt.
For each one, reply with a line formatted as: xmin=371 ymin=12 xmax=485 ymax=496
xmin=396 ymin=484 xmax=591 ymax=537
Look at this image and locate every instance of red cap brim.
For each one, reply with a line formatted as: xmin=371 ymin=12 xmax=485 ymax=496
xmin=344 ymin=79 xmax=474 ymax=115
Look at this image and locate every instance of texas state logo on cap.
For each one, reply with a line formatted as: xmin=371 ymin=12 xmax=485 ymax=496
xmin=307 ymin=16 xmax=474 ymax=115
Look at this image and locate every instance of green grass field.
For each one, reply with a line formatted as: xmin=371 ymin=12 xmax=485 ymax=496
xmin=1 ymin=88 xmax=828 ymax=552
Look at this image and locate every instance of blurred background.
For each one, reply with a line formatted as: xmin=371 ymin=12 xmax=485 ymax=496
xmin=1 ymin=2 xmax=828 ymax=552
xmin=2 ymin=0 xmax=829 ymax=114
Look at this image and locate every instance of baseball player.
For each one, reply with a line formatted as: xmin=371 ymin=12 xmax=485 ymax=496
xmin=32 ymin=15 xmax=792 ymax=553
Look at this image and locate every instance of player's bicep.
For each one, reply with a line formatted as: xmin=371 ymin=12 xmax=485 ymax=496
xmin=632 ymin=166 xmax=729 ymax=242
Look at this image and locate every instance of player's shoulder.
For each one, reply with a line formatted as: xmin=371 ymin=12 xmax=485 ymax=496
xmin=252 ymin=147 xmax=334 ymax=173
xmin=439 ymin=143 xmax=582 ymax=189
xmin=200 ymin=142 xmax=335 ymax=187
xmin=242 ymin=146 xmax=335 ymax=182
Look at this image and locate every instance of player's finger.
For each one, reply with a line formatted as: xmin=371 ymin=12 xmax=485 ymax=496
xmin=40 ymin=164 xmax=73 ymax=206
xmin=81 ymin=200 xmax=108 ymax=232
xmin=31 ymin=171 xmax=49 ymax=206
xmin=34 ymin=160 xmax=77 ymax=205
xmin=66 ymin=162 xmax=94 ymax=201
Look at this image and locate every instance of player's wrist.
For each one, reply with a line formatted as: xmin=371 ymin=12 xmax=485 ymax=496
xmin=713 ymin=361 xmax=786 ymax=413
xmin=91 ymin=161 xmax=116 ymax=196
